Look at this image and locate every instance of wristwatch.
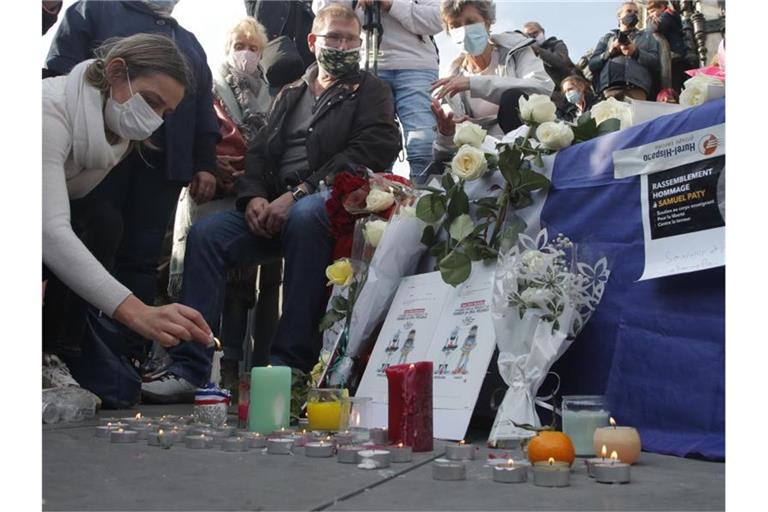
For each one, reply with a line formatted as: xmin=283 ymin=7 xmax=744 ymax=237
xmin=290 ymin=184 xmax=309 ymax=202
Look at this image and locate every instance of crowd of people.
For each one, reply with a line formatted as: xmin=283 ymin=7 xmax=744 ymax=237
xmin=41 ymin=0 xmax=714 ymax=407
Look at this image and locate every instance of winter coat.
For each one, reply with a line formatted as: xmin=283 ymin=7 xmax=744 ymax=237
xmin=536 ymin=36 xmax=577 ymax=87
xmin=236 ymin=64 xmax=401 ymax=207
xmin=588 ymin=28 xmax=660 ymax=96
xmin=45 ymin=0 xmax=219 ymax=183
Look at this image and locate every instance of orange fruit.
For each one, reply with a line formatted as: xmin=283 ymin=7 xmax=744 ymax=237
xmin=527 ymin=431 xmax=575 ymax=466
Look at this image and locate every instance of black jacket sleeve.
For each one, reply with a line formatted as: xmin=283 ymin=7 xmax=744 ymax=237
xmin=588 ymin=32 xmax=614 ymax=75
xmin=538 ymin=39 xmax=573 ymax=77
xmin=45 ymin=1 xmax=97 ymax=75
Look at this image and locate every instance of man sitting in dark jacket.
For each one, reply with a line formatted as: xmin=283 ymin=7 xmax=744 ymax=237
xmin=142 ymin=3 xmax=401 ymax=402
xmin=588 ymin=1 xmax=660 ymax=101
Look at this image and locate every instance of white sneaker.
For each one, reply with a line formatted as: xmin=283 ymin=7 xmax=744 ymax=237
xmin=141 ymin=371 xmax=197 ymax=404
xmin=42 ymin=354 xmax=80 ymax=389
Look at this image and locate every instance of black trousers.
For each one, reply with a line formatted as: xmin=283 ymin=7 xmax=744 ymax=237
xmin=497 ymin=89 xmax=528 ymax=134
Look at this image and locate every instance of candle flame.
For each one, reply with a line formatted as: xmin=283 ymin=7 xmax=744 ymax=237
xmin=158 ymin=429 xmax=164 ymax=434
xmin=507 ymin=458 xmax=514 ymax=466
xmin=135 ymin=413 xmax=142 ymax=420
xmin=302 ymin=429 xmax=307 ymax=434
xmin=548 ymin=457 xmax=555 ymax=465
xmin=409 ymin=363 xmax=415 ymax=369
xmin=601 ymin=445 xmax=607 ymax=458
xmin=610 ymin=451 xmax=619 ymax=462
xmin=609 ymin=417 xmax=616 ymax=428
xmin=117 ymin=428 xmax=124 ymax=433
xmin=267 ymin=364 xmax=272 ymax=368
xmin=398 ymin=442 xmax=404 ymax=448
xmin=459 ymin=440 xmax=465 ymax=445
xmin=106 ymin=422 xmax=112 ymax=427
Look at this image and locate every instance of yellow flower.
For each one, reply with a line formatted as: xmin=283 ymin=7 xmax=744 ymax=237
xmin=325 ymin=259 xmax=354 ymax=287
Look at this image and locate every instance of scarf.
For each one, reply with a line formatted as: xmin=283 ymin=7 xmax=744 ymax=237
xmin=217 ymin=62 xmax=270 ymax=144
xmin=64 ymin=59 xmax=130 ymax=199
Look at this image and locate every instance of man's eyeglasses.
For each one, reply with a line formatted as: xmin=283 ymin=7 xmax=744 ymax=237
xmin=315 ymin=33 xmax=362 ymax=49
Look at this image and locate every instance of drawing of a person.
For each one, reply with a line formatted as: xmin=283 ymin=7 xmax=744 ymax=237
xmin=397 ymin=329 xmax=416 ymax=365
xmin=437 ymin=326 xmax=459 ymax=375
xmin=453 ymin=325 xmax=478 ymax=375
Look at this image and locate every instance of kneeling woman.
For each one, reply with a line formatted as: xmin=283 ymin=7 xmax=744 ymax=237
xmin=42 ymin=34 xmax=211 ymax=394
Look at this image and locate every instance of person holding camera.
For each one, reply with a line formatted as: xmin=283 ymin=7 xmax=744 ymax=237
xmin=588 ymin=1 xmax=660 ymax=101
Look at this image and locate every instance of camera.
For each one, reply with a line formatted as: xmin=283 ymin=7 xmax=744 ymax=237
xmin=617 ymin=31 xmax=631 ymax=45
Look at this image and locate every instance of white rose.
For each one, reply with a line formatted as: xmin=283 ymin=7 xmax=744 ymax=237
xmin=535 ymin=121 xmax=574 ymax=150
xmin=520 ymin=287 xmax=556 ymax=311
xmin=363 ymin=219 xmax=388 ymax=248
xmin=450 ymin=144 xmax=488 ymax=181
xmin=679 ymin=74 xmax=725 ymax=108
xmin=398 ymin=205 xmax=416 ymax=218
xmin=518 ymin=94 xmax=557 ymax=124
xmin=365 ymin=188 xmax=395 ymax=212
xmin=453 ymin=121 xmax=487 ymax=148
xmin=521 ymin=250 xmax=555 ymax=274
xmin=590 ymin=97 xmax=633 ymax=130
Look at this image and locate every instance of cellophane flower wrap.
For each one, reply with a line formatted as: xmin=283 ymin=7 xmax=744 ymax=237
xmin=488 ymin=228 xmax=610 ymax=446
xmin=314 ymin=171 xmax=426 ymax=389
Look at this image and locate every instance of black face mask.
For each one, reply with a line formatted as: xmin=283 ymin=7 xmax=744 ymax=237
xmin=622 ymin=13 xmax=639 ymax=28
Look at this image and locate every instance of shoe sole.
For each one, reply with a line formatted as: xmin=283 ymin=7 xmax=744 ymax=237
xmin=141 ymin=389 xmax=196 ymax=404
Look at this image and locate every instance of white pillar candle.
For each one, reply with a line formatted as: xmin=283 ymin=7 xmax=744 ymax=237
xmin=305 ymin=441 xmax=335 ymax=458
xmin=593 ymin=419 xmax=642 ymax=464
xmin=266 ymin=438 xmax=294 ymax=455
xmin=109 ymin=429 xmax=138 ymax=444
xmin=221 ymin=437 xmax=250 ymax=452
xmin=388 ymin=443 xmax=413 ymax=463
xmin=532 ymin=459 xmax=570 ymax=487
xmin=445 ymin=441 xmax=475 ymax=460
xmin=432 ymin=459 xmax=466 ymax=481
xmin=357 ymin=449 xmax=391 ymax=469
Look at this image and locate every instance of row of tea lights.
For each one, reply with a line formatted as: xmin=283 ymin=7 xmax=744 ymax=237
xmin=96 ymin=414 xmax=631 ymax=485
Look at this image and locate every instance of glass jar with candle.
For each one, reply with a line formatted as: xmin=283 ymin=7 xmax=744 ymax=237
xmin=347 ymin=396 xmax=372 ymax=431
xmin=561 ymin=395 xmax=610 ymax=456
xmin=307 ymin=388 xmax=350 ymax=431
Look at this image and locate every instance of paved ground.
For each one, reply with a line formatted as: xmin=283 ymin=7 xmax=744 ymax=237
xmin=43 ymin=405 xmax=724 ymax=511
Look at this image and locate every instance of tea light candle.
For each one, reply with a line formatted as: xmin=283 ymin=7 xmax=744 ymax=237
xmin=123 ymin=412 xmax=152 ymax=428
xmin=593 ymin=417 xmax=642 ymax=464
xmin=208 ymin=429 xmax=230 ymax=446
xmin=334 ymin=430 xmax=356 ymax=446
xmin=593 ymin=451 xmax=631 ymax=484
xmin=492 ymin=459 xmax=527 ymax=483
xmin=218 ymin=425 xmax=238 ymax=437
xmin=109 ymin=428 xmax=138 ymax=444
xmin=244 ymin=432 xmax=266 ymax=449
xmin=305 ymin=441 xmax=335 ymax=458
xmin=168 ymin=427 xmax=187 ymax=441
xmin=221 ymin=437 xmax=250 ymax=452
xmin=289 ymin=430 xmax=313 ymax=447
xmin=337 ymin=445 xmax=364 ymax=464
xmin=432 ymin=459 xmax=466 ymax=481
xmin=357 ymin=449 xmax=391 ymax=469
xmin=445 ymin=440 xmax=475 ymax=460
xmin=99 ymin=417 xmax=121 ymax=426
xmin=94 ymin=424 xmax=119 ymax=438
xmin=131 ymin=424 xmax=152 ymax=441
xmin=184 ymin=434 xmax=213 ymax=449
xmin=369 ymin=427 xmax=388 ymax=445
xmin=147 ymin=430 xmax=174 ymax=449
xmin=585 ymin=445 xmax=609 ymax=478
xmin=187 ymin=424 xmax=213 ymax=436
xmin=532 ymin=458 xmax=570 ymax=487
xmin=270 ymin=427 xmax=293 ymax=438
xmin=266 ymin=438 xmax=294 ymax=455
xmin=388 ymin=443 xmax=413 ymax=463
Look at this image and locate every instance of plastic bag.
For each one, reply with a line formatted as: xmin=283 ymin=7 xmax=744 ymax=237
xmin=42 ymin=387 xmax=101 ymax=424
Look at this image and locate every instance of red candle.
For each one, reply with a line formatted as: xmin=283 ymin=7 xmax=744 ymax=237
xmin=385 ymin=361 xmax=433 ymax=452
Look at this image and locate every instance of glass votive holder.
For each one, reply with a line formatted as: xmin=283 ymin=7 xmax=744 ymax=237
xmin=306 ymin=387 xmax=350 ymax=432
xmin=561 ymin=395 xmax=610 ymax=456
xmin=348 ymin=396 xmax=372 ymax=431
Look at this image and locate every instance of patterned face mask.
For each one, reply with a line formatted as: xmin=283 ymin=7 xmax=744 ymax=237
xmin=316 ymin=45 xmax=361 ymax=78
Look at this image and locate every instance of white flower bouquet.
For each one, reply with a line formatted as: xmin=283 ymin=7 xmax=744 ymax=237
xmin=488 ymin=228 xmax=611 ymax=446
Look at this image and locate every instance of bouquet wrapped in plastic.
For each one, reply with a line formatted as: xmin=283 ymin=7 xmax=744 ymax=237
xmin=488 ymin=228 xmax=610 ymax=446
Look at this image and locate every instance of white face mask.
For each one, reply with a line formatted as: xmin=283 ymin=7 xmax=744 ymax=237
xmin=229 ymin=49 xmax=261 ymax=75
xmin=104 ymin=72 xmax=164 ymax=141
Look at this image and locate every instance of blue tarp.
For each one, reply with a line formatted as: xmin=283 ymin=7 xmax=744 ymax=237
xmin=545 ymin=99 xmax=725 ymax=460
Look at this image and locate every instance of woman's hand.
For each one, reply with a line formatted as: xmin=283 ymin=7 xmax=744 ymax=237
xmin=430 ymin=99 xmax=468 ymax=137
xmin=113 ymin=295 xmax=211 ymax=348
xmin=431 ymin=75 xmax=471 ymax=101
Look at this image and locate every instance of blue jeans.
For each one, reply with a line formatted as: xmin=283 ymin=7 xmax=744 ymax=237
xmin=377 ymin=69 xmax=438 ymax=184
xmin=166 ymin=193 xmax=333 ymax=385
